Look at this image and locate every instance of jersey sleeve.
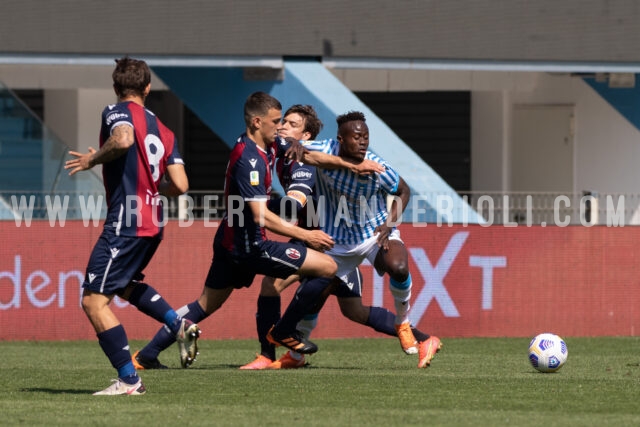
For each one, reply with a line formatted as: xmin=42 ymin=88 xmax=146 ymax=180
xmin=284 ymin=162 xmax=315 ymax=211
xmin=234 ymin=153 xmax=269 ymax=201
xmin=367 ymin=152 xmax=401 ymax=194
xmin=274 ymin=136 xmax=291 ymax=158
xmin=301 ymin=138 xmax=340 ymax=155
xmin=166 ymin=135 xmax=185 ymax=166
xmin=102 ymin=104 xmax=133 ymax=134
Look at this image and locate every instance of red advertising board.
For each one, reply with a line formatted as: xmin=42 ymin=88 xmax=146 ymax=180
xmin=1 ymin=221 xmax=639 ymax=341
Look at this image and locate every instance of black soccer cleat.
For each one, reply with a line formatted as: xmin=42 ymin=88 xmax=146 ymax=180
xmin=132 ymin=350 xmax=168 ymax=370
xmin=267 ymin=326 xmax=318 ymax=354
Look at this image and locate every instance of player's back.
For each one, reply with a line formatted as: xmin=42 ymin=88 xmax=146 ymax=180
xmin=100 ymin=101 xmax=182 ymax=237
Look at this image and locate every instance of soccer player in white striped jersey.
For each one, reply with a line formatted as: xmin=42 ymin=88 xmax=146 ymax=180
xmin=270 ymin=111 xmax=441 ymax=362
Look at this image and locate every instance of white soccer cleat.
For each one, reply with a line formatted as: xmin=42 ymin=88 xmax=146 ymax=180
xmin=176 ymin=318 xmax=201 ymax=368
xmin=93 ymin=378 xmax=146 ymax=396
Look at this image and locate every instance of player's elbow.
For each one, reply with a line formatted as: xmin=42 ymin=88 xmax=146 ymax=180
xmin=165 ymin=165 xmax=189 ymax=196
xmin=173 ymin=179 xmax=189 ymax=195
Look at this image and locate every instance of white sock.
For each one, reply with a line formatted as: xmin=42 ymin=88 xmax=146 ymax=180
xmin=297 ymin=315 xmax=318 ymax=339
xmin=290 ymin=315 xmax=318 ymax=359
xmin=288 ymin=351 xmax=304 ymax=361
xmin=389 ymin=283 xmax=411 ymax=325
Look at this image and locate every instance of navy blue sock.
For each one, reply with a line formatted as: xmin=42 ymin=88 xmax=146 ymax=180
xmin=97 ymin=325 xmax=138 ymax=383
xmin=127 ymin=282 xmax=181 ymax=333
xmin=411 ymin=327 xmax=430 ymax=342
xmin=274 ymin=277 xmax=332 ymax=336
xmin=365 ymin=306 xmax=430 ymax=341
xmin=365 ymin=306 xmax=398 ymax=336
xmin=139 ymin=301 xmax=208 ymax=360
xmin=256 ymin=295 xmax=280 ymax=360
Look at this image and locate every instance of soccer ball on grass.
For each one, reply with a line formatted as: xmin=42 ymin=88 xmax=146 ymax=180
xmin=528 ymin=333 xmax=568 ymax=373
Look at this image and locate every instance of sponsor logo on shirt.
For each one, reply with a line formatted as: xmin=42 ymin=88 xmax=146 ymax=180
xmin=291 ymin=170 xmax=313 ymax=180
xmin=106 ymin=112 xmax=129 ymax=126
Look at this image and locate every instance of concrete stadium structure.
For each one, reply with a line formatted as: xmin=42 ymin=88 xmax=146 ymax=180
xmin=2 ymin=0 xmax=640 ymax=222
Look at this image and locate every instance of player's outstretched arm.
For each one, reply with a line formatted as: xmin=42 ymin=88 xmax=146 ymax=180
xmin=284 ymin=136 xmax=384 ymax=175
xmin=302 ymin=150 xmax=384 ymax=175
xmin=64 ymin=124 xmax=134 ymax=175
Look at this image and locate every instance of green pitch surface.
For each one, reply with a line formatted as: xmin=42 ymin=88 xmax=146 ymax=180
xmin=2 ymin=337 xmax=640 ymax=426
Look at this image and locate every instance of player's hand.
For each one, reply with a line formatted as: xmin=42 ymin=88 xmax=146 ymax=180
xmin=349 ymin=159 xmax=385 ymax=175
xmin=374 ymin=224 xmax=393 ymax=250
xmin=64 ymin=147 xmax=97 ymax=176
xmin=303 ymin=229 xmax=335 ymax=252
xmin=284 ymin=137 xmax=308 ymax=161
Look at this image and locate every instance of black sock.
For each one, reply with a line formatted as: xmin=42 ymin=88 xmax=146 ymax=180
xmin=411 ymin=327 xmax=430 ymax=342
xmin=256 ymin=295 xmax=280 ymax=360
xmin=273 ymin=277 xmax=332 ymax=336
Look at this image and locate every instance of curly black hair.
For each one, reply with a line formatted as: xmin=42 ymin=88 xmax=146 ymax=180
xmin=336 ymin=111 xmax=366 ymax=128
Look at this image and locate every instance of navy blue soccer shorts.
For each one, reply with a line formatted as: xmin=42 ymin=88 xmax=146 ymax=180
xmin=205 ymin=239 xmax=308 ymax=290
xmin=82 ymin=229 xmax=161 ymax=295
xmin=332 ymin=266 xmax=364 ymax=298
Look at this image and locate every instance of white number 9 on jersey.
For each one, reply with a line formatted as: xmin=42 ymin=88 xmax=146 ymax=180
xmin=144 ymin=134 xmax=165 ymax=181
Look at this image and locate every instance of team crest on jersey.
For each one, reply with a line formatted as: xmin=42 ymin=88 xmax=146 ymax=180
xmin=285 ymin=248 xmax=301 ymax=260
xmin=250 ymin=171 xmax=260 ymax=186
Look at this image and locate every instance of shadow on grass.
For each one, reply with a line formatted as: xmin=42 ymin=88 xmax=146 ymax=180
xmin=21 ymin=388 xmax=94 ymax=395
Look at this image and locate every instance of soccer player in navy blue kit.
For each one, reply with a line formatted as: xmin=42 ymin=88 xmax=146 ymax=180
xmin=132 ymin=93 xmax=340 ymax=366
xmin=64 ymin=57 xmax=200 ymax=395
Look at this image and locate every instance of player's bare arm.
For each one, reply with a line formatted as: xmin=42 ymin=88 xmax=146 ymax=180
xmin=375 ymin=177 xmax=411 ymax=249
xmin=159 ymin=163 xmax=189 ymax=196
xmin=248 ymin=200 xmax=334 ymax=251
xmin=64 ymin=124 xmax=134 ymax=175
xmin=301 ymin=150 xmax=384 ymax=175
xmin=283 ymin=136 xmax=384 ymax=174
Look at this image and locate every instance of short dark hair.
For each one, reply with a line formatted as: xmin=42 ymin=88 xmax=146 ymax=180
xmin=244 ymin=92 xmax=282 ymax=127
xmin=337 ymin=111 xmax=366 ymax=128
xmin=112 ymin=56 xmax=151 ymax=99
xmin=284 ymin=104 xmax=323 ymax=139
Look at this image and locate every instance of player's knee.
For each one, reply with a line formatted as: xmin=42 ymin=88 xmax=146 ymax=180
xmin=323 ymin=257 xmax=338 ymax=278
xmin=387 ymin=260 xmax=409 ymax=282
xmin=313 ymin=255 xmax=337 ymax=278
xmin=199 ymin=289 xmax=227 ymax=315
xmin=260 ymin=276 xmax=279 ymax=296
xmin=80 ymin=298 xmax=92 ymax=315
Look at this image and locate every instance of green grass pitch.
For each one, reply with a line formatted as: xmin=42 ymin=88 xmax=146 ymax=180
xmin=1 ymin=337 xmax=639 ymax=426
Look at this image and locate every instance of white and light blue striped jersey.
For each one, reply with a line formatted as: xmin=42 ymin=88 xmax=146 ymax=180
xmin=302 ymin=138 xmax=400 ymax=244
